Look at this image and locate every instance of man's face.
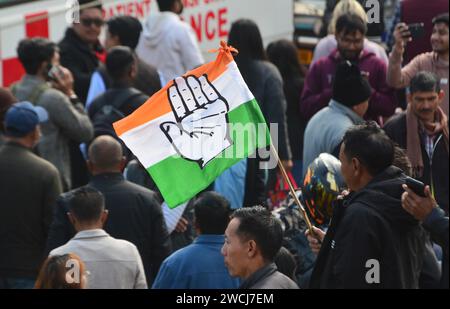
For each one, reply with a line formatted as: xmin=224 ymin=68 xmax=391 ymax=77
xmin=174 ymin=0 xmax=184 ymax=14
xmin=32 ymin=125 xmax=42 ymax=147
xmin=104 ymin=29 xmax=120 ymax=51
xmin=41 ymin=50 xmax=59 ymax=80
xmin=353 ymin=100 xmax=369 ymax=118
xmin=409 ymin=90 xmax=443 ymax=123
xmin=339 ymin=143 xmax=356 ymax=192
xmin=221 ymin=218 xmax=250 ymax=278
xmin=431 ymin=23 xmax=449 ymax=54
xmin=73 ymin=8 xmax=104 ymax=44
xmin=336 ymin=30 xmax=365 ymax=61
xmin=51 ymin=50 xmax=60 ymax=66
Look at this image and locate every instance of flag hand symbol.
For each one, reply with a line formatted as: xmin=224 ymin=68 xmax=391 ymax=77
xmin=160 ymin=74 xmax=232 ymax=168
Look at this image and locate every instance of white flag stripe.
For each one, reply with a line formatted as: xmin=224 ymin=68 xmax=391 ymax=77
xmin=120 ymin=62 xmax=255 ymax=168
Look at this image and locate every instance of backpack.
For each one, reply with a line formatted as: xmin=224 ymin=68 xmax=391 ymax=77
xmin=90 ymin=87 xmax=143 ymax=138
xmin=11 ymin=82 xmax=50 ymax=104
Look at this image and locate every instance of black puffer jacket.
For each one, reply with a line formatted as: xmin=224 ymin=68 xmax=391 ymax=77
xmin=310 ymin=166 xmax=426 ymax=289
xmin=59 ymin=28 xmax=102 ymax=104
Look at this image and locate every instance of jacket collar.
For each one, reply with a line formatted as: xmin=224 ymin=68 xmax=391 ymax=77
xmin=344 ymin=165 xmax=404 ymax=203
xmin=74 ymin=229 xmax=109 ymax=240
xmin=63 ymin=28 xmax=103 ymax=55
xmin=90 ymin=172 xmax=125 ymax=185
xmin=329 ymin=100 xmax=365 ymax=124
xmin=3 ymin=141 xmax=33 ymax=152
xmin=239 ymin=263 xmax=277 ymax=289
xmin=194 ymin=235 xmax=225 ymax=245
xmin=22 ymin=74 xmax=47 ymax=86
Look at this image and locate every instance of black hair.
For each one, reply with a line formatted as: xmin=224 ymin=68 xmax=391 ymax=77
xmin=17 ymin=38 xmax=57 ymax=75
xmin=342 ymin=122 xmax=395 ymax=176
xmin=409 ymin=71 xmax=441 ymax=94
xmin=157 ymin=0 xmax=178 ymax=12
xmin=228 ymin=19 xmax=267 ymax=92
xmin=432 ymin=13 xmax=449 ymax=27
xmin=78 ymin=0 xmax=103 ymax=12
xmin=228 ymin=19 xmax=266 ymax=62
xmin=393 ymin=145 xmax=412 ymax=177
xmin=105 ymin=46 xmax=136 ymax=81
xmin=266 ymin=39 xmax=305 ymax=80
xmin=68 ymin=186 xmax=105 ymax=223
xmin=193 ymin=192 xmax=231 ymax=235
xmin=231 ymin=206 xmax=283 ymax=262
xmin=107 ymin=16 xmax=143 ymax=50
xmin=335 ymin=13 xmax=368 ymax=36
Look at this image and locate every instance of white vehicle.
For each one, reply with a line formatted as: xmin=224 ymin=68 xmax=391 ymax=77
xmin=0 ymin=0 xmax=293 ymax=87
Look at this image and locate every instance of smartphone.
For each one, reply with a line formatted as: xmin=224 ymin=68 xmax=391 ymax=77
xmin=405 ymin=177 xmax=426 ymax=197
xmin=406 ymin=23 xmax=425 ymax=40
xmin=48 ymin=65 xmax=62 ymax=81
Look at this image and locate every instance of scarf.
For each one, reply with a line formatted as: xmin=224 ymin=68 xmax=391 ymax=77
xmin=406 ymin=104 xmax=449 ymax=177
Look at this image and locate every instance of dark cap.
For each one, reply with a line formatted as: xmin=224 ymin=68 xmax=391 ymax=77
xmin=332 ymin=61 xmax=372 ymax=107
xmin=4 ymin=101 xmax=48 ymax=137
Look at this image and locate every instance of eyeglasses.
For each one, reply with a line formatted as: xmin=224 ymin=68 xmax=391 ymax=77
xmin=80 ymin=18 xmax=104 ymax=28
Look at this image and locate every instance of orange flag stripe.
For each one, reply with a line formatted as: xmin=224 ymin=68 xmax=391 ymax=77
xmin=113 ymin=42 xmax=235 ymax=137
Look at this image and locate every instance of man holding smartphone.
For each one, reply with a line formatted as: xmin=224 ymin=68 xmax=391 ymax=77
xmin=12 ymin=38 xmax=93 ymax=191
xmin=387 ymin=13 xmax=449 ymax=116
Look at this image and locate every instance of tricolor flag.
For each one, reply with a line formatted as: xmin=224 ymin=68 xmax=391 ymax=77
xmin=114 ymin=42 xmax=270 ymax=208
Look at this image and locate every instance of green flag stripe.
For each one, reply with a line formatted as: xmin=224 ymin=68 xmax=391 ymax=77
xmin=147 ymin=99 xmax=270 ymax=208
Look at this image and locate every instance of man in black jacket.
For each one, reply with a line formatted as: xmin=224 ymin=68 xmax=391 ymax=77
xmin=88 ymin=46 xmax=149 ymax=161
xmin=384 ymin=71 xmax=449 ymax=214
xmin=46 ymin=135 xmax=171 ymax=285
xmin=0 ymin=102 xmax=62 ymax=288
xmin=309 ymin=123 xmax=426 ymax=288
xmin=59 ymin=0 xmax=105 ymax=188
xmin=59 ymin=0 xmax=104 ymax=104
xmin=88 ymin=46 xmax=148 ymax=136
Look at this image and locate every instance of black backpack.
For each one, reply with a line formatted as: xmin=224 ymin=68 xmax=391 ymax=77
xmin=90 ymin=88 xmax=145 ymax=160
xmin=90 ymin=87 xmax=144 ymax=138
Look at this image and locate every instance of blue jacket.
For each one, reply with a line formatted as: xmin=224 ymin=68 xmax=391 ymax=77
xmin=152 ymin=235 xmax=240 ymax=289
xmin=303 ymin=99 xmax=364 ymax=176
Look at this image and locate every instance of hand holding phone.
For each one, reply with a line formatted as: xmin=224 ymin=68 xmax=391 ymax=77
xmin=48 ymin=65 xmax=63 ymax=81
xmin=405 ymin=177 xmax=426 ymax=197
xmin=49 ymin=65 xmax=75 ymax=97
xmin=405 ymin=23 xmax=425 ymax=40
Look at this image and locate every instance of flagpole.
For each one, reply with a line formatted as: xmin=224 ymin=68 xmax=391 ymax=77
xmin=269 ymin=142 xmax=315 ymax=233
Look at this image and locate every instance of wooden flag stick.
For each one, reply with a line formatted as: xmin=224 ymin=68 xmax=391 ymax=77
xmin=269 ymin=143 xmax=314 ymax=233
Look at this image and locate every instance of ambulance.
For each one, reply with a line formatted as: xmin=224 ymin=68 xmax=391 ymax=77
xmin=0 ymin=0 xmax=294 ymax=87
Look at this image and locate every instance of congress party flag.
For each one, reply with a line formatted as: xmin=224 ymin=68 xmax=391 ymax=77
xmin=114 ymin=42 xmax=270 ymax=208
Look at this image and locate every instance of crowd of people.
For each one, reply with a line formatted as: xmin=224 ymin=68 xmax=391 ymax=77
xmin=0 ymin=0 xmax=448 ymax=289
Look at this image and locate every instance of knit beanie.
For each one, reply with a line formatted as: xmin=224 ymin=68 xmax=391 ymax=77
xmin=332 ymin=61 xmax=372 ymax=107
